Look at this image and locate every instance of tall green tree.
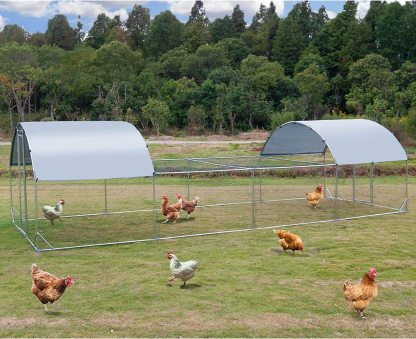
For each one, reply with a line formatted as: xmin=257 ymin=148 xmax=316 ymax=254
xmin=374 ymin=2 xmax=416 ymax=68
xmin=346 ymin=53 xmax=396 ymax=120
xmin=46 ymin=15 xmax=76 ymax=50
xmin=0 ymin=43 xmax=38 ymax=121
xmin=126 ymin=4 xmax=150 ymax=50
xmin=241 ymin=2 xmax=279 ymax=57
xmin=232 ymin=4 xmax=246 ymax=35
xmin=272 ymin=1 xmax=327 ymax=75
xmin=294 ymin=63 xmax=329 ymax=119
xmin=0 ymin=25 xmax=28 ymax=44
xmin=183 ymin=1 xmax=210 ymax=52
xmin=141 ymin=98 xmax=170 ymax=135
xmin=209 ymin=16 xmax=237 ymax=43
xmin=86 ymin=13 xmax=121 ymax=49
xmin=181 ymin=44 xmax=228 ymax=84
xmin=144 ymin=11 xmax=184 ymax=59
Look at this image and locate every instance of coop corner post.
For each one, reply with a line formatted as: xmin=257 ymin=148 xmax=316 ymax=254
xmin=258 ymin=155 xmax=262 ymax=202
xmin=352 ymin=164 xmax=356 ymax=202
xmin=152 ymin=173 xmax=157 ymax=239
xmin=34 ymin=173 xmax=39 ymax=252
xmin=334 ymin=164 xmax=339 ymax=220
xmin=17 ymin=126 xmax=23 ymax=233
xmin=104 ymin=179 xmax=108 ymax=215
xmin=370 ymin=162 xmax=374 ymax=204
xmin=187 ymin=158 xmax=191 ymax=200
xmin=405 ymin=160 xmax=408 ymax=212
xmin=251 ymin=170 xmax=256 ymax=230
xmin=323 ymin=151 xmax=326 ymax=198
xmin=22 ymin=129 xmax=29 ymax=237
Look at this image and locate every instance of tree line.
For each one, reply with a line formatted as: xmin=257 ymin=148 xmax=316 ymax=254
xmin=0 ymin=0 xmax=416 ymax=140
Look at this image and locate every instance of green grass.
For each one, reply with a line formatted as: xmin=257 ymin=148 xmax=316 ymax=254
xmin=0 ymin=143 xmax=415 ymax=337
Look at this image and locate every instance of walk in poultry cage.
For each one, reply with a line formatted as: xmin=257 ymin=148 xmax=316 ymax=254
xmin=9 ymin=120 xmax=408 ymax=252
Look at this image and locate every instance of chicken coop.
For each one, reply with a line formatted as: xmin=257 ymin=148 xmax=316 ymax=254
xmin=10 ymin=119 xmax=408 ymax=252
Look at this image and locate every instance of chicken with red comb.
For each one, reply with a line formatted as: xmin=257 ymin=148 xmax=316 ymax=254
xmin=343 ymin=267 xmax=378 ymax=318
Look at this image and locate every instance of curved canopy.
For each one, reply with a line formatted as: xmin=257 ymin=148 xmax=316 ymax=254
xmin=10 ymin=121 xmax=154 ymax=181
xmin=261 ymin=119 xmax=407 ymax=165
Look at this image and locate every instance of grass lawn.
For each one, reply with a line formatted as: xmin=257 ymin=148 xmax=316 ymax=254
xmin=0 ymin=142 xmax=415 ymax=337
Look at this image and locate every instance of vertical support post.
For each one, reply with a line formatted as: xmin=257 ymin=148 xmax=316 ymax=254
xmin=104 ymin=179 xmax=108 ymax=214
xmin=352 ymin=165 xmax=356 ymax=202
xmin=323 ymin=152 xmax=327 ymax=198
xmin=251 ymin=170 xmax=256 ymax=230
xmin=258 ymin=156 xmax=262 ymax=202
xmin=22 ymin=131 xmax=29 ymax=236
xmin=152 ymin=174 xmax=157 ymax=239
xmin=9 ymin=149 xmax=13 ymax=223
xmin=34 ymin=174 xmax=39 ymax=252
xmin=187 ymin=159 xmax=191 ymax=200
xmin=370 ymin=162 xmax=374 ymax=204
xmin=334 ymin=165 xmax=339 ymax=220
xmin=405 ymin=160 xmax=408 ymax=212
xmin=17 ymin=129 xmax=23 ymax=233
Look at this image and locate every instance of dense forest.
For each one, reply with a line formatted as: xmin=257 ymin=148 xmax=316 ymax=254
xmin=1 ymin=0 xmax=416 ymax=140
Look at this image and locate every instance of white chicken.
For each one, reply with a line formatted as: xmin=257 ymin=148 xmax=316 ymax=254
xmin=42 ymin=199 xmax=65 ymax=225
xmin=167 ymin=250 xmax=199 ymax=287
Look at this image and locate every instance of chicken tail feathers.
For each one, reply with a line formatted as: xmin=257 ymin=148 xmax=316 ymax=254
xmin=31 ymin=263 xmax=38 ymax=274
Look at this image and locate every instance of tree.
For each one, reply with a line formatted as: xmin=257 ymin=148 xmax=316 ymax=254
xmin=29 ymin=32 xmax=47 ymax=47
xmin=241 ymin=2 xmax=279 ymax=57
xmin=144 ymin=11 xmax=183 ymax=59
xmin=209 ymin=16 xmax=237 ymax=43
xmin=0 ymin=43 xmax=38 ymax=122
xmin=126 ymin=4 xmax=150 ymax=50
xmin=46 ymin=15 xmax=76 ymax=50
xmin=75 ymin=15 xmax=85 ymax=43
xmin=86 ymin=13 xmax=121 ymax=49
xmin=183 ymin=1 xmax=210 ymax=52
xmin=141 ymin=98 xmax=170 ymax=135
xmin=272 ymin=1 xmax=326 ymax=75
xmin=373 ymin=2 xmax=416 ymax=68
xmin=160 ymin=47 xmax=188 ymax=79
xmin=93 ymin=41 xmax=144 ymax=119
xmin=215 ymin=38 xmax=250 ymax=68
xmin=186 ymin=105 xmax=206 ymax=133
xmin=0 ymin=25 xmax=28 ymax=44
xmin=181 ymin=44 xmax=228 ymax=84
xmin=294 ymin=63 xmax=329 ymax=119
xmin=346 ymin=53 xmax=395 ymax=119
xmin=232 ymin=4 xmax=246 ymax=35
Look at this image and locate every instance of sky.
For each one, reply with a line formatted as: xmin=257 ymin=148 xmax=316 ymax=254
xmin=0 ymin=1 xmax=404 ymax=34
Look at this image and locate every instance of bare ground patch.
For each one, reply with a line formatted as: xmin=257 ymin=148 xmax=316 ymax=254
xmin=0 ymin=316 xmax=67 ymax=329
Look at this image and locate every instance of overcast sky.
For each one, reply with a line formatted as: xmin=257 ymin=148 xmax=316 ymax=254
xmin=0 ymin=1 xmax=405 ymax=34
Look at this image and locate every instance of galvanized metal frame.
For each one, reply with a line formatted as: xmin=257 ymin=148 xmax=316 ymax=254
xmin=10 ymin=152 xmax=408 ymax=253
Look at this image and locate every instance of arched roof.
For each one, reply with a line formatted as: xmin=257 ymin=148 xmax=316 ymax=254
xmin=10 ymin=121 xmax=154 ymax=181
xmin=261 ymin=119 xmax=407 ymax=165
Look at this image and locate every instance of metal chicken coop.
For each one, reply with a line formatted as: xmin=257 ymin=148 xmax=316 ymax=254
xmin=9 ymin=120 xmax=408 ymax=252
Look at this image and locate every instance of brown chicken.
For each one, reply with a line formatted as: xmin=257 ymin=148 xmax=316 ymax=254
xmin=273 ymin=229 xmax=304 ymax=255
xmin=161 ymin=195 xmax=182 ymax=223
xmin=31 ymin=263 xmax=75 ymax=312
xmin=306 ymin=184 xmax=324 ymax=209
xmin=176 ymin=193 xmax=200 ymax=219
xmin=343 ymin=267 xmax=378 ymax=319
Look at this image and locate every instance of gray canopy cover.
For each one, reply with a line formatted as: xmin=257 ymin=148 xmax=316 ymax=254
xmin=10 ymin=121 xmax=154 ymax=181
xmin=261 ymin=119 xmax=407 ymax=165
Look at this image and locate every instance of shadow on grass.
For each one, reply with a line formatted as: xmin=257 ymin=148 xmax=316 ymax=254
xmin=166 ymin=282 xmax=202 ymax=289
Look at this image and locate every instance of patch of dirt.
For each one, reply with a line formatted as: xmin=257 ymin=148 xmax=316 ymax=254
xmin=92 ymin=312 xmax=136 ymax=328
xmin=0 ymin=317 xmax=67 ymax=329
xmin=240 ymin=313 xmax=318 ymax=329
xmin=379 ymin=281 xmax=416 ymax=288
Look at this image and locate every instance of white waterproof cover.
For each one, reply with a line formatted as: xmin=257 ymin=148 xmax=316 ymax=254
xmin=11 ymin=121 xmax=154 ymax=181
xmin=261 ymin=119 xmax=407 ymax=165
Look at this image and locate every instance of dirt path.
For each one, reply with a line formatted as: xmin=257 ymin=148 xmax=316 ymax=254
xmin=0 ymin=140 xmax=265 ymax=146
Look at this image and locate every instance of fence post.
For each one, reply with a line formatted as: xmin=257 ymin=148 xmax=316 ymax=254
xmin=251 ymin=170 xmax=256 ymax=230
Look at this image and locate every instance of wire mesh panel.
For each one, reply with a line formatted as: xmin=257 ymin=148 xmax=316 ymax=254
xmin=153 ymin=170 xmax=254 ymax=238
xmin=31 ymin=177 xmax=155 ymax=250
xmin=9 ymin=153 xmax=408 ymax=252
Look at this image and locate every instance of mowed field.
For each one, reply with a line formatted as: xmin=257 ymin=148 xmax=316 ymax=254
xmin=0 ymin=141 xmax=415 ymax=337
